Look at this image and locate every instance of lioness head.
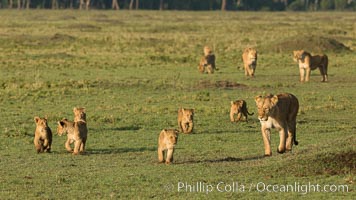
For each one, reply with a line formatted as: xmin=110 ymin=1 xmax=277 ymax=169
xmin=73 ymin=107 xmax=86 ymax=122
xmin=162 ymin=129 xmax=179 ymax=146
xmin=230 ymin=100 xmax=244 ymax=122
xmin=254 ymin=94 xmax=278 ymax=121
xmin=293 ymin=50 xmax=305 ymax=62
xmin=247 ymin=48 xmax=257 ymax=63
xmin=34 ymin=116 xmax=49 ymax=131
xmin=204 ymin=46 xmax=212 ymax=56
xmin=57 ymin=118 xmax=69 ymax=136
xmin=181 ymin=108 xmax=194 ymax=123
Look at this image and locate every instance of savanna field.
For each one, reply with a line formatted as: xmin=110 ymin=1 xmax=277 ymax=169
xmin=0 ymin=10 xmax=355 ymax=199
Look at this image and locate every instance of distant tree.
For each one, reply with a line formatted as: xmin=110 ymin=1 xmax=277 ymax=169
xmin=160 ymin=0 xmax=163 ymax=10
xmin=52 ymin=0 xmax=58 ymax=9
xmin=288 ymin=0 xmax=306 ymax=10
xmin=112 ymin=0 xmax=119 ymax=9
xmin=79 ymin=0 xmax=90 ymax=9
xmin=320 ymin=0 xmax=334 ymax=9
xmin=8 ymin=0 xmax=13 ymax=8
xmin=221 ymin=0 xmax=227 ymax=10
xmin=334 ymin=0 xmax=348 ymax=10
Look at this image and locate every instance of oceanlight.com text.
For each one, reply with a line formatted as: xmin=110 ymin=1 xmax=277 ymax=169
xmin=174 ymin=181 xmax=349 ymax=194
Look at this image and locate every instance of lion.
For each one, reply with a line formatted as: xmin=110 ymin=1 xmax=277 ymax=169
xmin=73 ymin=107 xmax=86 ymax=122
xmin=254 ymin=93 xmax=299 ymax=156
xmin=293 ymin=50 xmax=328 ymax=82
xmin=57 ymin=118 xmax=87 ymax=155
xmin=198 ymin=46 xmax=216 ymax=74
xmin=177 ymin=108 xmax=194 ymax=134
xmin=158 ymin=129 xmax=179 ymax=164
xmin=242 ymin=47 xmax=257 ymax=77
xmin=230 ymin=100 xmax=254 ymax=123
xmin=34 ymin=116 xmax=52 ymax=153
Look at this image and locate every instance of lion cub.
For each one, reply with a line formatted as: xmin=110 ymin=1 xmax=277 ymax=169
xmin=34 ymin=116 xmax=53 ymax=153
xmin=198 ymin=46 xmax=216 ymax=74
xmin=242 ymin=47 xmax=258 ymax=77
xmin=177 ymin=108 xmax=194 ymax=134
xmin=158 ymin=129 xmax=179 ymax=165
xmin=57 ymin=107 xmax=88 ymax=155
xmin=230 ymin=100 xmax=254 ymax=122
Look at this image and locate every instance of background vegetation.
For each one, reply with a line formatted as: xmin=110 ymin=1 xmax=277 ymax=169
xmin=1 ymin=0 xmax=356 ymax=11
xmin=0 ymin=10 xmax=355 ymax=199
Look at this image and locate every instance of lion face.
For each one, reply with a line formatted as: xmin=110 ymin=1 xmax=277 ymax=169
xmin=293 ymin=50 xmax=305 ymax=62
xmin=254 ymin=95 xmax=278 ymax=121
xmin=56 ymin=119 xmax=68 ymax=136
xmin=248 ymin=49 xmax=257 ymax=63
xmin=34 ymin=117 xmax=49 ymax=132
xmin=73 ymin=107 xmax=86 ymax=122
xmin=163 ymin=129 xmax=179 ymax=146
xmin=181 ymin=108 xmax=194 ymax=123
xmin=230 ymin=101 xmax=243 ymax=118
xmin=203 ymin=46 xmax=212 ymax=56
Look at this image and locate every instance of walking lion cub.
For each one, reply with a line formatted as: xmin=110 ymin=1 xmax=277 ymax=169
xmin=158 ymin=129 xmax=179 ymax=165
xmin=57 ymin=107 xmax=88 ymax=155
xmin=177 ymin=108 xmax=194 ymax=134
xmin=230 ymin=100 xmax=254 ymax=122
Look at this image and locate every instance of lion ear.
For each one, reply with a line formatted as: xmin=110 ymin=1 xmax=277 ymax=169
xmin=271 ymin=95 xmax=279 ymax=106
xmin=254 ymin=96 xmax=262 ymax=103
xmin=34 ymin=116 xmax=40 ymax=123
xmin=230 ymin=101 xmax=234 ymax=105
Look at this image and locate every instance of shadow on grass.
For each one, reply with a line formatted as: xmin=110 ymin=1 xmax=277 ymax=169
xmin=175 ymin=155 xmax=265 ymax=165
xmin=87 ymin=147 xmax=156 ymax=154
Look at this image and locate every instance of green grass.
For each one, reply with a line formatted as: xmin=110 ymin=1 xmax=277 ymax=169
xmin=0 ymin=10 xmax=355 ymax=199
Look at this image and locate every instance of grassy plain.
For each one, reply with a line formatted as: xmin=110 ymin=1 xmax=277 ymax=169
xmin=0 ymin=10 xmax=355 ymax=199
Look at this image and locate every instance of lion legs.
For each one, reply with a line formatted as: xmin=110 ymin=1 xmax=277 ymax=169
xmin=73 ymin=139 xmax=83 ymax=155
xmin=158 ymin=148 xmax=174 ymax=164
xmin=318 ymin=66 xmax=328 ymax=82
xmin=65 ymin=138 xmax=73 ymax=152
xmin=277 ymin=128 xmax=287 ymax=154
xmin=158 ymin=148 xmax=164 ymax=163
xmin=166 ymin=148 xmax=174 ymax=165
xmin=262 ymin=128 xmax=272 ymax=156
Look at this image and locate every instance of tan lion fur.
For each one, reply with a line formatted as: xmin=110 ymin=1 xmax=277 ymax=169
xmin=57 ymin=107 xmax=87 ymax=155
xmin=158 ymin=129 xmax=179 ymax=164
xmin=198 ymin=46 xmax=216 ymax=74
xmin=177 ymin=108 xmax=194 ymax=134
xmin=34 ymin=116 xmax=52 ymax=153
xmin=230 ymin=100 xmax=254 ymax=122
xmin=242 ymin=47 xmax=257 ymax=77
xmin=293 ymin=50 xmax=328 ymax=82
xmin=57 ymin=118 xmax=87 ymax=155
xmin=254 ymin=93 xmax=299 ymax=156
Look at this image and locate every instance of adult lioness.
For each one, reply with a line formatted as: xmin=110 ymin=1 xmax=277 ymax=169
xmin=158 ymin=129 xmax=179 ymax=165
xmin=242 ymin=47 xmax=257 ymax=77
xmin=57 ymin=118 xmax=87 ymax=155
xmin=254 ymin=93 xmax=299 ymax=156
xmin=230 ymin=100 xmax=254 ymax=122
xmin=198 ymin=46 xmax=216 ymax=74
xmin=177 ymin=108 xmax=194 ymax=134
xmin=34 ymin=116 xmax=52 ymax=153
xmin=293 ymin=50 xmax=328 ymax=82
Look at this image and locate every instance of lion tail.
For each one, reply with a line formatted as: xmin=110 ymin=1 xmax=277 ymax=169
xmin=294 ymin=135 xmax=299 ymax=146
xmin=323 ymin=54 xmax=328 ymax=74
